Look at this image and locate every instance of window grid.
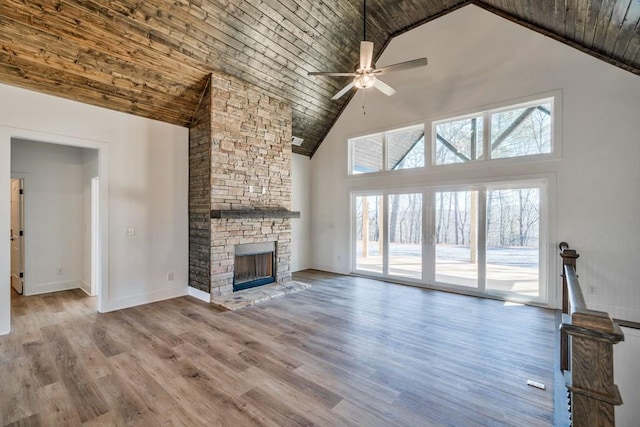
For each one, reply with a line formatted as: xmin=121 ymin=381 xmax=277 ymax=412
xmin=348 ymin=96 xmax=555 ymax=175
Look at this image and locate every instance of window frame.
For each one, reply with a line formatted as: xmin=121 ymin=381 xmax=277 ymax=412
xmin=430 ymin=94 xmax=560 ymax=168
xmin=348 ymin=124 xmax=426 ymax=176
xmin=350 ymin=177 xmax=550 ymax=306
xmin=347 ymin=92 xmax=562 ymax=177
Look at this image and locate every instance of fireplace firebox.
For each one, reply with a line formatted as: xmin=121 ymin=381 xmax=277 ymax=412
xmin=233 ymin=242 xmax=276 ymax=292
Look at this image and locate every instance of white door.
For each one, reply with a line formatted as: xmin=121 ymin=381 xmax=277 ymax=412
xmin=10 ymin=178 xmax=24 ymax=294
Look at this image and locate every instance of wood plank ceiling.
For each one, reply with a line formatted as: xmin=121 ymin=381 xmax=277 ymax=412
xmin=0 ymin=0 xmax=638 ymax=157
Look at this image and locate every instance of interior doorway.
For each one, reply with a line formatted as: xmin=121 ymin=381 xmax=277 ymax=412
xmin=10 ymin=139 xmax=100 ymax=304
xmin=1 ymin=127 xmax=109 ymax=335
xmin=10 ymin=178 xmax=24 ymax=295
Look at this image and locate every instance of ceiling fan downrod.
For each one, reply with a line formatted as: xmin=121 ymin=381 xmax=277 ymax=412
xmin=363 ymin=0 xmax=367 ymax=41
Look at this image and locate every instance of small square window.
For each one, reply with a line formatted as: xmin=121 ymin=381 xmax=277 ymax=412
xmin=434 ymin=116 xmax=483 ymax=165
xmin=351 ymin=133 xmax=384 ymax=174
xmin=349 ymin=125 xmax=424 ymax=175
xmin=490 ymin=102 xmax=552 ymax=159
xmin=386 ymin=127 xmax=425 ymax=170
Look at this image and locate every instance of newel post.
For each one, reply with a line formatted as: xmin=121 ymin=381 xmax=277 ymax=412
xmin=559 ymin=242 xmax=579 ymax=372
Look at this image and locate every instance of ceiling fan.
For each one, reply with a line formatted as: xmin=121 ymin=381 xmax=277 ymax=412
xmin=308 ymin=0 xmax=428 ymax=100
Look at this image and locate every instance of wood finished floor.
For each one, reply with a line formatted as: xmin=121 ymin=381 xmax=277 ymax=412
xmin=1 ymin=270 xmax=556 ymax=426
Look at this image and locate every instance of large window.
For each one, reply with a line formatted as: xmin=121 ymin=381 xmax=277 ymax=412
xmin=348 ymin=96 xmax=555 ymax=175
xmin=352 ymin=181 xmax=547 ymax=303
xmin=348 ymin=94 xmax=557 ymax=304
xmin=433 ymin=98 xmax=553 ymax=165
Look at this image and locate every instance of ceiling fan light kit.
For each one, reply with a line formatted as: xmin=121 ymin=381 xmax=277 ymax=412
xmin=308 ymin=0 xmax=428 ymax=100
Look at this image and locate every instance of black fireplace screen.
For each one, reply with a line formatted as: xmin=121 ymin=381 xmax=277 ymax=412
xmin=233 ymin=242 xmax=276 ymax=292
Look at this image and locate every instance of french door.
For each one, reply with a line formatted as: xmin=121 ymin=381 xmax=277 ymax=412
xmin=352 ymin=181 xmax=546 ymax=303
xmin=354 ymin=192 xmax=423 ymax=280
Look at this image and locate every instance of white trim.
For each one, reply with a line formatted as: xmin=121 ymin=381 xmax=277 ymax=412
xmin=91 ymin=177 xmax=100 ymax=297
xmin=345 ymin=90 xmax=563 ymax=181
xmin=79 ymin=280 xmax=92 ymax=296
xmin=0 ymin=137 xmax=9 ymax=334
xmin=0 ymin=126 xmax=109 ymax=335
xmin=188 ymin=286 xmax=211 ymax=303
xmin=27 ymin=280 xmax=82 ymax=296
xmin=349 ymin=175 xmax=554 ymax=307
xmin=104 ymin=286 xmax=187 ymax=312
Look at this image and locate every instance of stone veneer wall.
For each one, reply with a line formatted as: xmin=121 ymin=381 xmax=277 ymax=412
xmin=188 ymin=80 xmax=212 ymax=293
xmin=188 ymin=72 xmax=293 ymax=297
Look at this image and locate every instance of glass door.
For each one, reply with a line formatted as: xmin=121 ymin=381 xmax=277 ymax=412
xmin=352 ymin=181 xmax=546 ymax=304
xmin=433 ymin=190 xmax=480 ymax=288
xmin=388 ymin=193 xmax=422 ymax=280
xmin=354 ymin=194 xmax=384 ymax=274
xmin=485 ymin=186 xmax=542 ymax=298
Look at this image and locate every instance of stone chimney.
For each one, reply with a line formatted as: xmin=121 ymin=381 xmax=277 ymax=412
xmin=188 ymin=72 xmax=295 ymax=298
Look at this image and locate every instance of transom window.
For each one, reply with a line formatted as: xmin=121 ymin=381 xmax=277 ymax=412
xmin=434 ymin=98 xmax=553 ymax=165
xmin=348 ymin=96 xmax=555 ymax=175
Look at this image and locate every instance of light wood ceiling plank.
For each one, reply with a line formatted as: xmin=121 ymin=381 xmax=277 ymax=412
xmin=0 ymin=54 xmax=193 ymax=125
xmin=0 ymin=0 xmax=636 ymax=157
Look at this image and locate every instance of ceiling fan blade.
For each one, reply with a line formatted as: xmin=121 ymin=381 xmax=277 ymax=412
xmin=332 ymin=82 xmax=356 ymax=100
xmin=374 ymin=57 xmax=428 ymax=74
xmin=373 ymin=79 xmax=396 ymax=96
xmin=308 ymin=71 xmax=357 ymax=77
xmin=359 ymin=41 xmax=374 ymax=70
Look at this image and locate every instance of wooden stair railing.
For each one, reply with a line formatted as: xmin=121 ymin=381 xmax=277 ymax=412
xmin=559 ymin=242 xmax=624 ymax=427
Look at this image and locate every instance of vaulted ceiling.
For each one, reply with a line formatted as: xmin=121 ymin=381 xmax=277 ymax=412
xmin=0 ymin=1 xmax=638 ymax=156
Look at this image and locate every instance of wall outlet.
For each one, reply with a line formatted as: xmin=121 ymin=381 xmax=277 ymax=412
xmin=167 ymin=272 xmax=174 ymax=281
xmin=589 ymin=285 xmax=597 ymax=294
xmin=126 ymin=227 xmax=135 ymax=236
xmin=56 ymin=268 xmax=63 ymax=275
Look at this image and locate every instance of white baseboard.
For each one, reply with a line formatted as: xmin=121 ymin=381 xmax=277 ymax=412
xmin=26 ymin=280 xmax=81 ymax=296
xmin=187 ymin=286 xmax=211 ymax=303
xmin=101 ymin=285 xmax=188 ymax=313
xmin=79 ymin=280 xmax=92 ymax=296
xmin=311 ymin=264 xmax=349 ymax=275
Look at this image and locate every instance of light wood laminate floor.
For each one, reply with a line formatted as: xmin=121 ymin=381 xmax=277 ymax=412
xmin=1 ymin=270 xmax=556 ymax=426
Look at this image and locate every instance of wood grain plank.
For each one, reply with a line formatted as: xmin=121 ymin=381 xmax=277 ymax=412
xmin=0 ymin=272 xmax=562 ymax=426
xmin=40 ymin=325 xmax=109 ymax=423
xmin=35 ymin=381 xmax=83 ymax=426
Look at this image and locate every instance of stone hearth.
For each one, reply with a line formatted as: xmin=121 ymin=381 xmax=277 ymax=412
xmin=210 ymin=281 xmax=311 ymax=311
xmin=188 ymin=71 xmax=297 ymax=300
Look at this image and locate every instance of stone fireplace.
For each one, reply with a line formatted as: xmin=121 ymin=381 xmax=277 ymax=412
xmin=188 ymin=72 xmax=299 ymax=300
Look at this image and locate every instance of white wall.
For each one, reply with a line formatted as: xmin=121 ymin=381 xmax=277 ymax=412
xmin=310 ymin=5 xmax=640 ymax=321
xmin=0 ymin=82 xmax=189 ymax=335
xmin=291 ymin=153 xmax=311 ymax=272
xmin=11 ymin=140 xmax=96 ymax=295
